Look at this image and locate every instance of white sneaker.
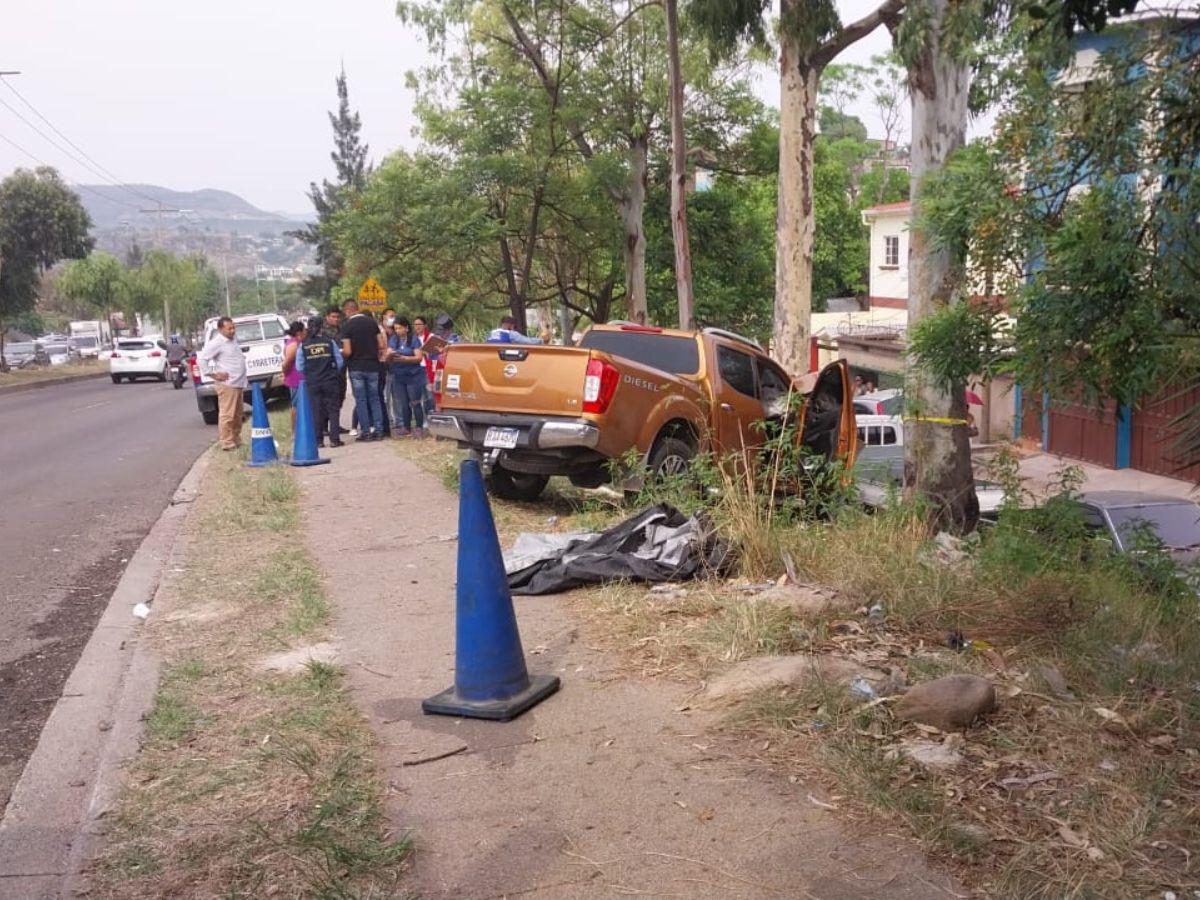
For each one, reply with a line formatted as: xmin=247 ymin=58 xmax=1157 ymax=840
xmin=348 ymin=428 xmax=359 ymax=437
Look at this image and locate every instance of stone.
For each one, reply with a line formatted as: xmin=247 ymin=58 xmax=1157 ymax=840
xmin=1035 ymin=664 xmax=1075 ymax=700
xmin=747 ymin=583 xmax=852 ymax=618
xmin=702 ymin=654 xmax=877 ymax=704
xmin=895 ymin=674 xmax=996 ymax=731
xmin=899 ymin=738 xmax=964 ymax=771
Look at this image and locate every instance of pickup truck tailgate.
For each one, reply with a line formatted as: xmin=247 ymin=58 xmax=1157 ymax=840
xmin=441 ymin=344 xmax=592 ymax=416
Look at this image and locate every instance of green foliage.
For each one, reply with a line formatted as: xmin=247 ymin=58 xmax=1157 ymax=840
xmin=289 ymin=70 xmax=371 ymax=299
xmin=58 ymin=251 xmax=127 ymax=326
xmin=0 ymin=167 xmax=93 ymax=345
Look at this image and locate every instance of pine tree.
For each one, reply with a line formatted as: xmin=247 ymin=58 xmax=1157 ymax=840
xmin=291 ymin=67 xmax=370 ymax=298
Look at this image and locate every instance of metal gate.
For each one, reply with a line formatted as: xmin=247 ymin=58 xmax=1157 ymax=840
xmin=1046 ymin=398 xmax=1117 ymax=468
xmin=1131 ymin=385 xmax=1200 ymax=481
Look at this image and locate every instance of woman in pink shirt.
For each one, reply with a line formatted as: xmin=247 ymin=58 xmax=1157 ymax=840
xmin=280 ymin=320 xmax=307 ymax=430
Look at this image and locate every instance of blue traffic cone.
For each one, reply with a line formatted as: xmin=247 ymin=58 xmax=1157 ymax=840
xmin=423 ymin=459 xmax=560 ymax=721
xmin=289 ymin=380 xmax=329 ymax=468
xmin=246 ymin=382 xmax=280 ymax=467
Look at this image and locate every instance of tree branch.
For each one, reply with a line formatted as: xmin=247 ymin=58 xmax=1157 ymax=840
xmin=813 ymin=0 xmax=907 ymax=70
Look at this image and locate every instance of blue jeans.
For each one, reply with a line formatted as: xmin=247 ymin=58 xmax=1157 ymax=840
xmin=391 ymin=375 xmax=426 ymax=430
xmin=348 ymin=369 xmax=384 ymax=434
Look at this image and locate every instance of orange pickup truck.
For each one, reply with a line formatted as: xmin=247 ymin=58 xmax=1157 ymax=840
xmin=426 ymin=323 xmax=856 ymax=500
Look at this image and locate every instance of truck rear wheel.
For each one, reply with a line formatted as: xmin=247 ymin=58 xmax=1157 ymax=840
xmin=487 ymin=466 xmax=549 ymax=502
xmin=201 ymin=409 xmax=219 ymax=425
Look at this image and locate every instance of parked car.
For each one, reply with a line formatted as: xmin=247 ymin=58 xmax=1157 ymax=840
xmin=110 ymin=336 xmax=168 ymax=382
xmin=4 ymin=341 xmax=40 ymax=368
xmin=192 ymin=313 xmax=290 ymax=425
xmin=38 ymin=341 xmax=77 ymax=365
xmin=854 ymin=388 xmax=903 ymax=417
xmin=1077 ymin=492 xmax=1200 ymax=577
xmin=852 ymin=443 xmax=1005 ymax=519
xmin=428 ymin=322 xmax=858 ymax=500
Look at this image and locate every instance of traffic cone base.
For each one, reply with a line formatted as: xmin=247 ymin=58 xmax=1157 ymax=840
xmin=422 ymin=459 xmax=560 ymax=722
xmin=421 ymin=674 xmax=560 ymax=721
xmin=246 ymin=382 xmax=280 ymax=467
xmin=290 ymin=380 xmax=330 ymax=467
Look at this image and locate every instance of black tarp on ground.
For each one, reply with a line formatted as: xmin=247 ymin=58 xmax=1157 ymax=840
xmin=505 ymin=503 xmax=734 ymax=596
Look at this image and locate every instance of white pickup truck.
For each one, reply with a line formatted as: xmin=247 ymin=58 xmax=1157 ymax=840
xmin=191 ymin=313 xmax=290 ymax=425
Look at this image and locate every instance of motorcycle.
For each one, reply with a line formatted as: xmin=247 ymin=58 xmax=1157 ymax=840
xmin=169 ymin=360 xmax=186 ymax=389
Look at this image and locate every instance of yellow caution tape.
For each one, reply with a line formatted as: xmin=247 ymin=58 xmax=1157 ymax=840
xmin=902 ymin=415 xmax=971 ymax=426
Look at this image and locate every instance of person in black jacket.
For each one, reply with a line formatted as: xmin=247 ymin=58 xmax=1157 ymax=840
xmin=297 ymin=316 xmax=346 ymax=447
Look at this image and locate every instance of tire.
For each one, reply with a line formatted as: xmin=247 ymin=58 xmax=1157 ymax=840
xmin=201 ymin=408 xmax=219 ymax=425
xmin=646 ymin=436 xmax=695 ymax=481
xmin=157 ymin=368 xmax=167 ymax=382
xmin=110 ymin=374 xmax=121 ymax=384
xmin=487 ymin=465 xmax=549 ymax=502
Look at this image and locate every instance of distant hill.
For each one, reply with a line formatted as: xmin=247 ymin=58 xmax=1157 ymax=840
xmin=78 ymin=184 xmax=309 ymax=232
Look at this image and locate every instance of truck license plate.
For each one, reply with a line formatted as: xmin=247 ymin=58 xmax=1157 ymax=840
xmin=484 ymin=427 xmax=520 ymax=449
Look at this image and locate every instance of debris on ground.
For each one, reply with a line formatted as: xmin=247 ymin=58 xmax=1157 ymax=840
xmin=703 ymin=654 xmax=885 ymax=704
xmin=505 ymin=504 xmax=733 ymax=596
xmin=744 ymin=581 xmax=854 ymax=618
xmin=894 ymin=674 xmax=997 ymax=731
xmin=896 ymin=736 xmax=965 ymax=771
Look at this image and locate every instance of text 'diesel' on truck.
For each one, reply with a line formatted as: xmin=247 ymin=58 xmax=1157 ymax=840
xmin=427 ymin=323 xmax=857 ymax=501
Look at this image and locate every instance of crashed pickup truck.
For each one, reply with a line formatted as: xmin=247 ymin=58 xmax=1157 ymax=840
xmin=427 ymin=322 xmax=857 ymax=500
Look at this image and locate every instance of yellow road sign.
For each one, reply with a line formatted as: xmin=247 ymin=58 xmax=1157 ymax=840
xmin=357 ymin=277 xmax=388 ymax=312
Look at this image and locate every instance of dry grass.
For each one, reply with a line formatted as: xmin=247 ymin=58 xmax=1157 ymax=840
xmin=394 ymin=430 xmax=1200 ymax=896
xmin=87 ymin=442 xmax=410 ymax=898
xmin=559 ymin=500 xmax=1200 ymax=897
xmin=0 ymin=358 xmax=103 ymax=387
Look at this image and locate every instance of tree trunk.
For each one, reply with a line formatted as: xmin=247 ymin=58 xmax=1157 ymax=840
xmin=665 ymin=0 xmax=694 ymax=330
xmin=903 ymin=0 xmax=979 ymax=533
xmin=773 ymin=30 xmax=819 ymax=375
xmin=623 ymin=135 xmax=649 ymax=325
xmin=497 ymin=235 xmax=527 ymax=330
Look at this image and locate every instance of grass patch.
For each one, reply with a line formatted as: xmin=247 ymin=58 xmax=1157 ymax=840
xmin=0 ymin=358 xmax=103 ymax=387
xmin=89 ymin=448 xmax=410 ymax=898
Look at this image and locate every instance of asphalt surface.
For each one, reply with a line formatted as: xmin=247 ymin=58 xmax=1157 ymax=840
xmin=0 ymin=375 xmax=214 ymax=809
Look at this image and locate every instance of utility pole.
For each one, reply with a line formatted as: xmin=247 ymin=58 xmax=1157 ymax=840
xmin=665 ymin=0 xmax=694 ymax=330
xmin=221 ymin=256 xmax=232 ymax=316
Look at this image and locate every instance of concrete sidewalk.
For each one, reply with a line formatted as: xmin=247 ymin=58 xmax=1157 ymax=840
xmin=295 ymin=444 xmax=964 ymax=899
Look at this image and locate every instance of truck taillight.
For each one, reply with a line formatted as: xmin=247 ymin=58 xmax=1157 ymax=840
xmin=110 ymin=351 xmax=120 ymax=358
xmin=188 ymin=357 xmax=200 ymax=384
xmin=433 ymin=349 xmax=450 ymax=409
xmin=149 ymin=350 xmax=162 ymax=357
xmin=582 ymin=358 xmax=619 ymax=414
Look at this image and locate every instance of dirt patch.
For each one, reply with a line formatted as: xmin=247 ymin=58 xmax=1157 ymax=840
xmin=256 ymin=641 xmax=338 ymax=673
xmin=0 ymin=539 xmax=139 ymax=809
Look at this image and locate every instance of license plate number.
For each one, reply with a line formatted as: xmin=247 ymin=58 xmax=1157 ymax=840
xmin=248 ymin=356 xmax=281 ymax=370
xmin=484 ymin=427 xmax=520 ymax=449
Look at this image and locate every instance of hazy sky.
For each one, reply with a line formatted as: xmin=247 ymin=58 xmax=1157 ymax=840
xmin=0 ymin=0 xmax=900 ymax=218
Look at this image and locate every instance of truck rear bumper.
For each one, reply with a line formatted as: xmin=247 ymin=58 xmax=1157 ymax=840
xmin=428 ymin=412 xmax=600 ymax=451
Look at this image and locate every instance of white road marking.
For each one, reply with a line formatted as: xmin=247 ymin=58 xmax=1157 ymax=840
xmin=70 ymin=400 xmax=112 ymax=412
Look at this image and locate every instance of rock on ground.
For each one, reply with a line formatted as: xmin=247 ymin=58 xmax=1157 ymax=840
xmin=898 ymin=737 xmax=964 ymax=771
xmin=895 ymin=674 xmax=996 ymax=731
xmin=703 ymin=654 xmax=880 ymax=704
xmin=747 ymin=583 xmax=852 ymax=617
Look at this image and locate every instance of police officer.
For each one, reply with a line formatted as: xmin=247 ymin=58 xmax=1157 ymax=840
xmin=296 ymin=316 xmax=345 ymax=447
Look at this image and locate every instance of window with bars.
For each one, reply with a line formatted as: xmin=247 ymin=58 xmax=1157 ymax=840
xmin=884 ymin=235 xmax=900 ymax=267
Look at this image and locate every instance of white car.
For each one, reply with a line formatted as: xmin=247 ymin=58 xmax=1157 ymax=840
xmin=110 ymin=336 xmax=168 ymax=383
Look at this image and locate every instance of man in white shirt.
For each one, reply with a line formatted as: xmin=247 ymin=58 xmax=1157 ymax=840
xmin=198 ymin=316 xmax=248 ymax=451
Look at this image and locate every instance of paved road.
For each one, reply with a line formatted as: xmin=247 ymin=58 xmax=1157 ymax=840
xmin=0 ymin=376 xmax=214 ymax=809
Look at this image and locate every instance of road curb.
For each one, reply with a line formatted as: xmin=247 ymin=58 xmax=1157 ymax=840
xmin=0 ymin=370 xmax=107 ymax=396
xmin=0 ymin=446 xmax=213 ymax=899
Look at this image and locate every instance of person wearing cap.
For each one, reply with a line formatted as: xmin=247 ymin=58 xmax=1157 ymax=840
xmin=297 ymin=316 xmax=345 ymax=447
xmin=486 ymin=314 xmax=551 ymax=345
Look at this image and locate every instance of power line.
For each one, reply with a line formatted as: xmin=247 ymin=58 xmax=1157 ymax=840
xmin=0 ymin=81 xmax=163 ymax=210
xmin=0 ymin=129 xmax=142 ymax=210
xmin=0 ymin=77 xmax=163 ymax=207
